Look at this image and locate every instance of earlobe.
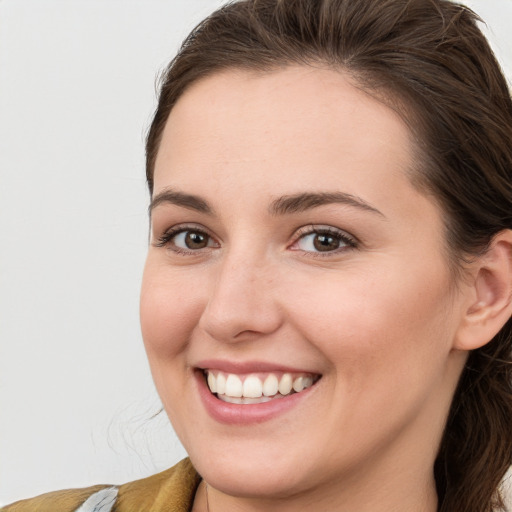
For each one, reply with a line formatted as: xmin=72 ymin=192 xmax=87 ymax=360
xmin=454 ymin=230 xmax=512 ymax=351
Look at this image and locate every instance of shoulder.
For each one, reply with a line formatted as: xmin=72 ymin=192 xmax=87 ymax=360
xmin=1 ymin=458 xmax=200 ymax=512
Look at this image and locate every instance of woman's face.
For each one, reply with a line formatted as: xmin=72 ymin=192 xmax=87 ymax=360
xmin=140 ymin=67 xmax=468 ymax=502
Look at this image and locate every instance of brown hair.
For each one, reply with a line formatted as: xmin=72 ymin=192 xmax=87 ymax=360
xmin=145 ymin=1 xmax=512 ymax=510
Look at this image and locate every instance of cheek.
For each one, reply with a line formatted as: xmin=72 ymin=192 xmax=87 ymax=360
xmin=288 ymin=263 xmax=454 ymax=381
xmin=139 ymin=262 xmax=206 ymax=424
xmin=140 ymin=260 xmax=205 ymax=360
xmin=284 ymin=265 xmax=457 ymax=452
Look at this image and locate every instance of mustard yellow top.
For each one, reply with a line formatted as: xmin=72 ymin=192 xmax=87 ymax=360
xmin=1 ymin=458 xmax=201 ymax=512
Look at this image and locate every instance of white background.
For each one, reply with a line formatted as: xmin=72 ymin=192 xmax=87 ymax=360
xmin=0 ymin=0 xmax=511 ymax=506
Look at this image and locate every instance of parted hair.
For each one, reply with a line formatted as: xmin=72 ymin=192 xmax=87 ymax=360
xmin=145 ymin=1 xmax=512 ymax=510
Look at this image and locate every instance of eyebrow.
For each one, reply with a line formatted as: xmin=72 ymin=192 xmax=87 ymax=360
xmin=269 ymin=192 xmax=385 ymax=217
xmin=149 ymin=189 xmax=213 ymax=215
xmin=149 ymin=188 xmax=384 ymax=218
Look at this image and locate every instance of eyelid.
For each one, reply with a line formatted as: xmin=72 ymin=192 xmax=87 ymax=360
xmin=153 ymin=222 xmax=357 ymax=256
xmin=289 ymin=224 xmax=358 ymax=253
xmin=153 ymin=223 xmax=219 ymax=251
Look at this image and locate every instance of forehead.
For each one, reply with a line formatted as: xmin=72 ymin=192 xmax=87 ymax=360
xmin=159 ymin=66 xmax=413 ymax=160
xmin=154 ymin=66 xmax=418 ymax=214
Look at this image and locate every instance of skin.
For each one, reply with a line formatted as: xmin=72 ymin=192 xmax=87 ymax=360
xmin=140 ymin=66 xmax=473 ymax=512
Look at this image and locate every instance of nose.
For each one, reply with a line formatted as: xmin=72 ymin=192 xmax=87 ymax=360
xmin=198 ymin=251 xmax=283 ymax=343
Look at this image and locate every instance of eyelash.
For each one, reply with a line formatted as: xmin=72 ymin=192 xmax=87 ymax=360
xmin=154 ymin=225 xmax=216 ymax=255
xmin=154 ymin=224 xmax=358 ymax=256
xmin=290 ymin=225 xmax=358 ymax=256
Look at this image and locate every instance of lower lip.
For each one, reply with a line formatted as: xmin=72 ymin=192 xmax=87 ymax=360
xmin=195 ymin=371 xmax=317 ymax=425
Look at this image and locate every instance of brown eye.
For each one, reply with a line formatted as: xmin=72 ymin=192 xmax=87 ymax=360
xmin=156 ymin=228 xmax=218 ymax=252
xmin=313 ymin=234 xmax=340 ymax=252
xmin=184 ymin=231 xmax=209 ymax=249
xmin=293 ymin=228 xmax=356 ymax=254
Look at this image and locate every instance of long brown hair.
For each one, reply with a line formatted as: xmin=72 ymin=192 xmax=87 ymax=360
xmin=145 ymin=1 xmax=512 ymax=510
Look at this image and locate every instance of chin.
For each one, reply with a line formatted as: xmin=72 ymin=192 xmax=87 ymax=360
xmin=190 ymin=449 xmax=313 ymax=499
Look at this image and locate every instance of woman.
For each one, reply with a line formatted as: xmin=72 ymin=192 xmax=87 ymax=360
xmin=4 ymin=0 xmax=511 ymax=511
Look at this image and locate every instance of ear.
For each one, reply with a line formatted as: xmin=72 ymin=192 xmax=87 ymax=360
xmin=453 ymin=229 xmax=512 ymax=351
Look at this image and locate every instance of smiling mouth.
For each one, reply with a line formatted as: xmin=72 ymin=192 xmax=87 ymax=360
xmin=202 ymin=370 xmax=321 ymax=404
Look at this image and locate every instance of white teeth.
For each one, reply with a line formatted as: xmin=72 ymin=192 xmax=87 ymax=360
xmin=205 ymin=370 xmax=318 ymax=402
xmin=278 ymin=373 xmax=293 ymax=395
xmin=293 ymin=376 xmax=304 ymax=392
xmin=243 ymin=375 xmax=263 ymax=398
xmin=216 ymin=373 xmax=226 ymax=395
xmin=219 ymin=395 xmax=274 ymax=404
xmin=225 ymin=374 xmax=243 ymax=397
xmin=263 ymin=374 xmax=279 ymax=397
xmin=207 ymin=372 xmax=217 ymax=393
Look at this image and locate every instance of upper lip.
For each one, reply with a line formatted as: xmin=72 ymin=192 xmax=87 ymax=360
xmin=195 ymin=359 xmax=321 ymax=375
